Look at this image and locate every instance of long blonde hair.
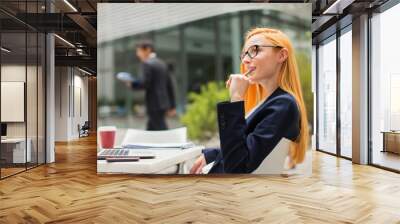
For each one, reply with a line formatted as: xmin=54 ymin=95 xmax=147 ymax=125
xmin=242 ymin=27 xmax=309 ymax=164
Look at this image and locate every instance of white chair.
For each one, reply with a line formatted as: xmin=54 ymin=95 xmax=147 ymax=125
xmin=121 ymin=127 xmax=188 ymax=174
xmin=252 ymin=138 xmax=291 ymax=174
xmin=201 ymin=138 xmax=292 ymax=174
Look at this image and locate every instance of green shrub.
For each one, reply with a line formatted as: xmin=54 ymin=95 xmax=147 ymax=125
xmin=181 ymin=82 xmax=229 ymax=141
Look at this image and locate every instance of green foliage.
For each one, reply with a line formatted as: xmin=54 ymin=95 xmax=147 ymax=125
xmin=296 ymin=50 xmax=313 ymax=126
xmin=181 ymin=82 xmax=229 ymax=141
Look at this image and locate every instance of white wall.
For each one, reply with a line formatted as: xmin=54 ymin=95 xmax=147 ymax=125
xmin=1 ymin=65 xmax=26 ymax=140
xmin=55 ymin=67 xmax=67 ymax=141
xmin=1 ymin=65 xmax=38 ymax=137
xmin=72 ymin=73 xmax=89 ymax=138
xmin=55 ymin=67 xmax=89 ymax=141
xmin=1 ymin=64 xmax=46 ymax=164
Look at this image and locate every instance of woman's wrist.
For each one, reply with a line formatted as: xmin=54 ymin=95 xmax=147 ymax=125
xmin=230 ymin=93 xmax=244 ymax=102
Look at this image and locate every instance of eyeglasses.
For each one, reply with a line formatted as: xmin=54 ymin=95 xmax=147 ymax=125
xmin=240 ymin=44 xmax=282 ymax=61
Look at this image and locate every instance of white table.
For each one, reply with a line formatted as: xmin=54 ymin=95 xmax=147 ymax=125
xmin=97 ymin=146 xmax=204 ymax=174
xmin=1 ymin=138 xmax=31 ymax=163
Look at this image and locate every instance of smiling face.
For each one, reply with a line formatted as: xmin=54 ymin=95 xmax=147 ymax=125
xmin=241 ymin=34 xmax=287 ymax=83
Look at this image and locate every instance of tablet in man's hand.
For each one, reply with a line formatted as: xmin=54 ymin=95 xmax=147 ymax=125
xmin=116 ymin=72 xmax=134 ymax=82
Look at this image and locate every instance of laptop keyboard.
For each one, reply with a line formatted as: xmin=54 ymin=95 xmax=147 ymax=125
xmin=97 ymin=149 xmax=155 ymax=159
xmin=98 ymin=149 xmax=129 ymax=157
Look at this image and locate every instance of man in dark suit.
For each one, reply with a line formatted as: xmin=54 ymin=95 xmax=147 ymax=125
xmin=125 ymin=40 xmax=176 ymax=130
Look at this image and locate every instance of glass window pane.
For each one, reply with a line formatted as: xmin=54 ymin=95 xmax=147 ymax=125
xmin=38 ymin=32 xmax=45 ymax=165
xmin=1 ymin=30 xmax=28 ymax=177
xmin=340 ymin=29 xmax=352 ymax=158
xmin=26 ymin=0 xmax=40 ymax=169
xmin=0 ymin=0 xmax=46 ymax=179
xmin=318 ymin=37 xmax=337 ymax=154
xmin=371 ymin=4 xmax=400 ymax=171
xmin=27 ymin=30 xmax=38 ymax=169
xmin=185 ymin=19 xmax=216 ymax=93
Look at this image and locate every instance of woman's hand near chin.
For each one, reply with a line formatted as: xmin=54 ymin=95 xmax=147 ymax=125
xmin=190 ymin=154 xmax=206 ymax=174
xmin=226 ymin=74 xmax=250 ymax=102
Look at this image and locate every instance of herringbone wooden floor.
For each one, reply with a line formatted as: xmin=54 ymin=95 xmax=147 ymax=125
xmin=1 ymin=135 xmax=400 ymax=223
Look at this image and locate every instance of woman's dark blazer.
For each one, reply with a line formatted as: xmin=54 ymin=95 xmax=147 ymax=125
xmin=203 ymin=87 xmax=300 ymax=173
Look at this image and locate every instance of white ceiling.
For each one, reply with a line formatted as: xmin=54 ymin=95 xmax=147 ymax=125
xmin=98 ymin=3 xmax=311 ymax=44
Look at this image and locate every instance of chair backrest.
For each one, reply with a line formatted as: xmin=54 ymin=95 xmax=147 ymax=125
xmin=83 ymin=121 xmax=90 ymax=128
xmin=252 ymin=138 xmax=291 ymax=174
xmin=121 ymin=127 xmax=187 ymax=146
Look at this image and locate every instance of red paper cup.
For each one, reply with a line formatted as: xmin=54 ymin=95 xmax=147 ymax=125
xmin=98 ymin=126 xmax=116 ymax=149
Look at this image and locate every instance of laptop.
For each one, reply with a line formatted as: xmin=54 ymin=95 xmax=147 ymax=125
xmin=97 ymin=148 xmax=156 ymax=160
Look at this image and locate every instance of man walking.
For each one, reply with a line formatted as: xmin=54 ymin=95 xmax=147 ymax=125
xmin=125 ymin=40 xmax=176 ymax=130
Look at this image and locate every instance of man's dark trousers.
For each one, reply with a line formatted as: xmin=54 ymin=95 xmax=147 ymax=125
xmin=147 ymin=110 xmax=167 ymax=130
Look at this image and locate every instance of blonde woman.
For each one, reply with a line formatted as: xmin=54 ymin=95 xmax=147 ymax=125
xmin=190 ymin=27 xmax=309 ymax=174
